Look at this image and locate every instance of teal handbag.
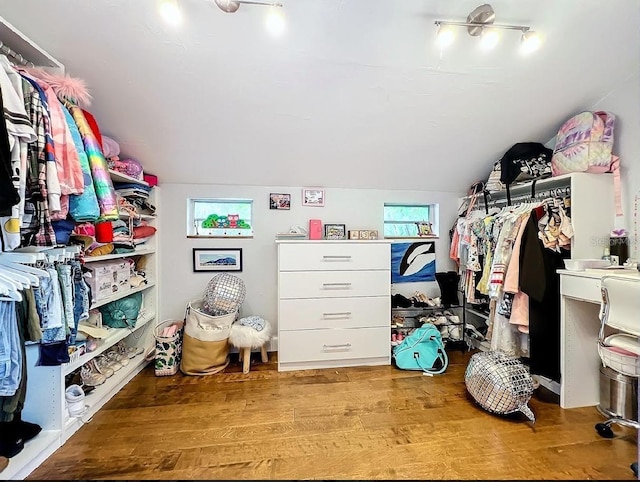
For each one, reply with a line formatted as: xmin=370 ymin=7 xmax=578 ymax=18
xmin=393 ymin=323 xmax=449 ymax=375
xmin=99 ymin=292 xmax=143 ymax=329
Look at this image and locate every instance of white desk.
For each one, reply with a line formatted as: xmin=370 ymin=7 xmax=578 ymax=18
xmin=559 ymin=268 xmax=640 ymax=409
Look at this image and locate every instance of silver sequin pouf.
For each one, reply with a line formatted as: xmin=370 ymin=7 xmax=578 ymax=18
xmin=465 ymin=351 xmax=535 ymax=422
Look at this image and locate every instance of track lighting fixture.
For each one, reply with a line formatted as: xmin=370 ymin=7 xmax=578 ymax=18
xmin=434 ymin=4 xmax=541 ymax=53
xmin=213 ymin=0 xmax=283 ymax=14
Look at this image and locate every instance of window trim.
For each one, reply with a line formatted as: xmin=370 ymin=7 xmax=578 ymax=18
xmin=383 ymin=202 xmax=439 ymax=239
xmin=187 ymin=197 xmax=254 ymax=238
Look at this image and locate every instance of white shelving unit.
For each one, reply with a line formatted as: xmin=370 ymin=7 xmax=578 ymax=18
xmin=459 ymin=173 xmax=614 ymax=394
xmin=12 ymin=179 xmax=160 ymax=481
xmin=0 ymin=21 xmax=162 ymax=471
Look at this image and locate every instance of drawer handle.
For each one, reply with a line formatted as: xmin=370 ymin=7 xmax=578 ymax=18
xmin=322 ymin=282 xmax=352 ymax=289
xmin=323 ymin=343 xmax=352 ymax=350
xmin=323 ymin=311 xmax=352 ymax=318
xmin=322 ymin=255 xmax=352 ymax=260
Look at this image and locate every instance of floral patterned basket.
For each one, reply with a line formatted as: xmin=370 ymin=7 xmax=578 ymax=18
xmin=153 ymin=319 xmax=185 ymax=377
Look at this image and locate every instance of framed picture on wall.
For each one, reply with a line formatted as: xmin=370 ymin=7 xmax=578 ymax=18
xmin=193 ymin=248 xmax=243 ymax=272
xmin=270 ymin=193 xmax=291 ymax=210
xmin=302 ymin=188 xmax=325 ymax=207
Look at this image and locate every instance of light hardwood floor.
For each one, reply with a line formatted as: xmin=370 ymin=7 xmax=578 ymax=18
xmin=28 ymin=350 xmax=637 ymax=480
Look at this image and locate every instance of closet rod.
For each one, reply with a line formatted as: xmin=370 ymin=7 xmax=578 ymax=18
xmin=478 ymin=186 xmax=571 ymax=208
xmin=0 ymin=40 xmax=35 ymax=67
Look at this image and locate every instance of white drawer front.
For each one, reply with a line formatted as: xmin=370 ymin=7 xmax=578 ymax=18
xmin=279 ymin=243 xmax=390 ymax=271
xmin=279 ymin=270 xmax=390 ymax=299
xmin=279 ymin=296 xmax=390 ymax=331
xmin=561 ymin=275 xmax=602 ymax=303
xmin=278 ymin=327 xmax=390 ymax=363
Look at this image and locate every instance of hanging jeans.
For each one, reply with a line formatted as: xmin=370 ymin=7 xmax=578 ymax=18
xmin=34 ymin=269 xmax=66 ymax=344
xmin=70 ymin=259 xmax=89 ymax=345
xmin=0 ymin=301 xmax=22 ymax=397
xmin=56 ymin=264 xmax=74 ymax=340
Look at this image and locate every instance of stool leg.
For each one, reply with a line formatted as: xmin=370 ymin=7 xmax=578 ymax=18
xmin=242 ymin=347 xmax=251 ymax=374
xmin=260 ymin=344 xmax=268 ymax=363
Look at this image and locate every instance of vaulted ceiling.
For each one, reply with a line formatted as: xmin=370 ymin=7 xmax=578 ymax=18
xmin=1 ymin=0 xmax=638 ymax=192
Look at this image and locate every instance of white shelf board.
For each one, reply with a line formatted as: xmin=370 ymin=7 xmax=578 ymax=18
xmin=119 ymin=213 xmax=156 ymax=221
xmin=63 ymin=311 xmax=155 ymax=375
xmin=89 ymin=281 xmax=156 ymax=310
xmin=64 ymin=355 xmax=149 ymax=441
xmin=83 ymin=247 xmax=155 ymax=263
xmin=108 ymin=169 xmax=149 ymax=186
xmin=2 ymin=429 xmax=61 ymax=480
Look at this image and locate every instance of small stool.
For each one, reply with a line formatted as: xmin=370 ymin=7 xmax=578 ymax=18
xmin=229 ymin=317 xmax=271 ymax=374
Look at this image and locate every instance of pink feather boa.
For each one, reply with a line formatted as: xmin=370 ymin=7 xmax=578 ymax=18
xmin=24 ymin=67 xmax=92 ymax=107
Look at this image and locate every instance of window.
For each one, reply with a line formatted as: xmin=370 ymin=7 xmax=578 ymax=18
xmin=187 ymin=198 xmax=253 ymax=237
xmin=383 ymin=203 xmax=438 ymax=238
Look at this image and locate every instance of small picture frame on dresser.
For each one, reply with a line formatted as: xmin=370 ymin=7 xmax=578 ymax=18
xmin=324 ymin=224 xmax=346 ymax=240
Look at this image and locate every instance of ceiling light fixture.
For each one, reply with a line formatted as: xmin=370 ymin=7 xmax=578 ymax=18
xmin=434 ymin=4 xmax=540 ymax=53
xmin=159 ymin=0 xmax=183 ymax=26
xmin=214 ymin=0 xmax=283 ymax=14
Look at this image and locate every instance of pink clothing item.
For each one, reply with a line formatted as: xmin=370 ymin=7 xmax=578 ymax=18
xmin=510 ymin=291 xmax=530 ymax=331
xmin=42 ymin=83 xmax=84 ymax=195
xmin=24 ymin=71 xmax=84 ymax=195
xmin=503 ymin=211 xmax=532 ymax=294
xmin=50 ymin=195 xmax=69 ymax=221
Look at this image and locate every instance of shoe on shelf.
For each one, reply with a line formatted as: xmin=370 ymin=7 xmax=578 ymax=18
xmin=448 ymin=325 xmax=462 ymax=340
xmin=116 ymin=341 xmax=139 ymax=359
xmin=9 ymin=414 xmax=41 ymax=443
xmin=94 ymin=357 xmax=114 ymax=378
xmin=80 ymin=364 xmax=106 ymax=387
xmin=105 ymin=351 xmax=124 ymax=371
xmin=439 ymin=326 xmax=449 ymax=339
xmin=65 ymin=384 xmax=88 ymax=417
xmin=110 ymin=346 xmax=130 ymax=367
xmin=391 ymin=294 xmax=412 ymax=308
xmin=0 ymin=423 xmax=24 ymax=458
xmin=465 ymin=324 xmax=486 ymax=341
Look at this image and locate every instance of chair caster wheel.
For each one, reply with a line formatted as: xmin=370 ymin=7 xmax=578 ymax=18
xmin=595 ymin=422 xmax=614 ymax=438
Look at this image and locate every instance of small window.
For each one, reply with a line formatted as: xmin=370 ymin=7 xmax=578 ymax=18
xmin=384 ymin=203 xmax=438 ymax=238
xmin=187 ymin=198 xmax=253 ymax=237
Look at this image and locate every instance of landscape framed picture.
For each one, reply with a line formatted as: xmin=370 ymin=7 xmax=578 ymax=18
xmin=192 ymin=248 xmax=243 ymax=272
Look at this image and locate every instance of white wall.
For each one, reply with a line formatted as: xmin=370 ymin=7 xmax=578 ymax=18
xmin=591 ymin=71 xmax=640 ymax=259
xmin=158 ymin=184 xmax=460 ymax=330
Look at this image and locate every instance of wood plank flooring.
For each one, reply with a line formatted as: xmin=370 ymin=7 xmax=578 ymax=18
xmin=28 ymin=350 xmax=637 ymax=480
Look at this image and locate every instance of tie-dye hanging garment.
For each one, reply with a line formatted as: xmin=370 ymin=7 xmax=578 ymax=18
xmin=65 ymin=102 xmax=118 ymax=221
xmin=62 ymin=104 xmax=100 ymax=222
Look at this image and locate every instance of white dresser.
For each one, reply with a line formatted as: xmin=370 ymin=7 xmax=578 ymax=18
xmin=277 ymin=240 xmax=391 ymax=372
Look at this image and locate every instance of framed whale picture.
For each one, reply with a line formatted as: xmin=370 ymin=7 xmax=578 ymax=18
xmin=391 ymin=241 xmax=436 ymax=283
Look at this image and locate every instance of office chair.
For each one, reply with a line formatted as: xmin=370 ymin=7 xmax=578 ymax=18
xmin=594 ymin=276 xmax=639 ymax=477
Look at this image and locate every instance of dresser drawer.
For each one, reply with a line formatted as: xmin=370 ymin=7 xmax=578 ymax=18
xmin=561 ymin=275 xmax=602 ymax=303
xmin=279 ymin=270 xmax=389 ymax=299
xmin=279 ymin=296 xmax=390 ymax=331
xmin=278 ymin=242 xmax=390 ymax=271
xmin=278 ymin=326 xmax=390 ymax=363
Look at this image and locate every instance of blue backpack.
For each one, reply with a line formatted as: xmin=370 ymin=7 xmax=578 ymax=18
xmin=393 ymin=323 xmax=448 ymax=375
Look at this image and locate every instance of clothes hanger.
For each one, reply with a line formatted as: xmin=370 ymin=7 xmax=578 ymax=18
xmin=0 ymin=265 xmax=31 ymax=288
xmin=0 ymin=259 xmax=50 ymax=278
xmin=0 ymin=264 xmax=39 ymax=286
xmin=0 ymin=273 xmax=23 ymax=301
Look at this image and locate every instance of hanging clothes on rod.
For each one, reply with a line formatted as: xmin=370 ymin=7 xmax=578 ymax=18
xmin=451 ymin=188 xmax=574 ymax=379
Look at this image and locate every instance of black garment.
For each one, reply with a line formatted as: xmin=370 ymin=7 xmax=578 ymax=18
xmin=519 ymin=208 xmax=566 ymax=382
xmin=0 ymin=86 xmax=20 ymax=215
